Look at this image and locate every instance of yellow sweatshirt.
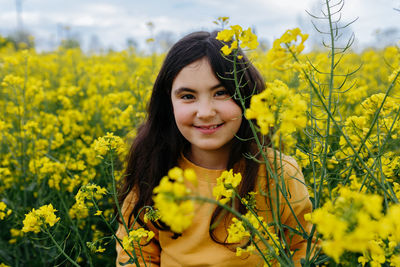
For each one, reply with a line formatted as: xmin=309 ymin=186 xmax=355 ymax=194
xmin=116 ymin=151 xmax=314 ymax=266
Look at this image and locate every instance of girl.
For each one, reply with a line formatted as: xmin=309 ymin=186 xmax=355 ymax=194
xmin=116 ymin=30 xmax=313 ymax=266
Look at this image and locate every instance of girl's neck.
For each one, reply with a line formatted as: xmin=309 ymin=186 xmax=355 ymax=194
xmin=186 ymin=146 xmax=230 ymax=170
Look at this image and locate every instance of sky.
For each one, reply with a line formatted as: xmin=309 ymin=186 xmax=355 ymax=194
xmin=0 ymin=0 xmax=399 ymax=52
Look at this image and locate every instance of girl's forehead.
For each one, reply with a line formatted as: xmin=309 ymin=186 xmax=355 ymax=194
xmin=182 ymin=57 xmax=210 ymax=71
xmin=173 ymin=59 xmax=217 ymax=84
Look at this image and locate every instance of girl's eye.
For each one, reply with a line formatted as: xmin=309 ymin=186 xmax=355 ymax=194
xmin=215 ymin=90 xmax=229 ymax=97
xmin=181 ymin=94 xmax=195 ymax=100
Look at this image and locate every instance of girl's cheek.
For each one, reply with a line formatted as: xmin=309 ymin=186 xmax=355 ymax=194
xmin=173 ymin=104 xmax=194 ymax=123
xmin=223 ymin=101 xmax=242 ymax=120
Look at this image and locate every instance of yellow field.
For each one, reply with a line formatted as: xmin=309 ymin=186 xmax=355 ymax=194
xmin=0 ymin=26 xmax=399 ymax=266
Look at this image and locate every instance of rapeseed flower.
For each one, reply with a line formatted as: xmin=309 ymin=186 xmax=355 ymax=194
xmin=227 ymin=217 xmax=250 ymax=243
xmin=122 ymin=228 xmax=155 ymax=253
xmin=93 ymin=132 xmax=127 ymax=159
xmin=69 ymin=183 xmax=107 ymax=220
xmin=267 ymin=28 xmax=308 ymax=70
xmin=22 ymin=204 xmax=60 ymax=233
xmin=306 ymin=187 xmax=400 ymax=264
xmin=216 ymin=25 xmax=258 ymax=55
xmin=213 ymin=169 xmax=242 ymax=204
xmin=153 ymin=167 xmax=197 ymax=233
xmin=0 ymin=201 xmax=12 ymax=220
xmin=227 ymin=211 xmax=281 ymax=264
xmin=213 ymin=16 xmax=230 ymax=28
xmin=86 ymin=239 xmax=107 ymax=253
xmin=245 ymin=79 xmax=307 ymax=149
xmin=9 ymin=228 xmax=23 ymax=244
xmin=143 ymin=208 xmax=161 ymax=223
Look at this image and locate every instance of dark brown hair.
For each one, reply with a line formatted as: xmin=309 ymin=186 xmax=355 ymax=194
xmin=118 ymin=30 xmax=266 ymax=242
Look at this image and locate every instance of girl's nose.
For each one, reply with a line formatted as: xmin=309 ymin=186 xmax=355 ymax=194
xmin=196 ymin=100 xmax=216 ymax=119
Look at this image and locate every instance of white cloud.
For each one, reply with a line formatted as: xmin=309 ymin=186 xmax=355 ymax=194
xmin=0 ymin=0 xmax=398 ymax=51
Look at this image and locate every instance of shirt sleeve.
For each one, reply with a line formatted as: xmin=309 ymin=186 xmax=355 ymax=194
xmin=279 ymin=156 xmax=315 ymax=267
xmin=115 ymin=190 xmax=161 ymax=267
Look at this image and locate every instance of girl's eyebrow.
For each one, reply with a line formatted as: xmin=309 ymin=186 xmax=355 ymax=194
xmin=173 ymin=83 xmax=224 ymax=96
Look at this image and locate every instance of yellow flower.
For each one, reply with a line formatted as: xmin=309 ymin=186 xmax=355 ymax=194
xmin=307 ymin=187 xmax=400 ymax=264
xmin=227 ymin=217 xmax=250 ymax=243
xmin=168 ymin=167 xmax=184 ymax=181
xmin=245 ymin=79 xmax=307 ymax=148
xmin=216 ymin=25 xmax=258 ymax=55
xmin=221 ymin=45 xmax=233 ymax=56
xmin=87 ymin=240 xmax=107 ymax=253
xmin=0 ymin=201 xmax=12 ymax=220
xmin=230 ymin=25 xmax=243 ymax=36
xmin=92 ymin=132 xmax=127 ymax=159
xmin=227 ymin=211 xmax=281 ymax=264
xmin=69 ymin=183 xmax=107 ymax=220
xmin=216 ymin=29 xmax=234 ymax=42
xmin=144 ymin=208 xmax=161 ymax=223
xmin=95 ymin=246 xmax=106 ymax=253
xmin=153 ymin=167 xmax=196 ymax=233
xmin=213 ymin=16 xmax=230 ymax=27
xmin=266 ymin=28 xmax=308 ymax=70
xmin=183 ymin=168 xmax=197 ymax=186
xmin=213 ymin=169 xmax=242 ymax=204
xmin=239 ymin=28 xmax=259 ymax=50
xmin=22 ymin=204 xmax=60 ymax=233
xmin=122 ymin=228 xmax=155 ymax=252
xmin=9 ymin=228 xmax=23 ymax=244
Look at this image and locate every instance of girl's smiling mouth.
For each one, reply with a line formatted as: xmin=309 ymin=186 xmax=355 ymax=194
xmin=194 ymin=123 xmax=224 ymax=133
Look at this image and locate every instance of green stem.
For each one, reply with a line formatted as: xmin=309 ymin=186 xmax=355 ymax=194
xmin=45 ymin=227 xmax=81 ymax=267
xmin=90 ymin=194 xmax=143 ymax=267
xmin=322 ymin=0 xmax=336 ymax=200
xmin=56 ymin=190 xmax=94 ymax=266
xmin=108 ymin=151 xmax=141 ymax=266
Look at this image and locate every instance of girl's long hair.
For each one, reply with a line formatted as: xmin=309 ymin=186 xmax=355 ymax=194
xmin=118 ymin=30 xmax=266 ymax=242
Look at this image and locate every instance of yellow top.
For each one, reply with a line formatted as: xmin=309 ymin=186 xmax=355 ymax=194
xmin=116 ymin=151 xmax=314 ymax=266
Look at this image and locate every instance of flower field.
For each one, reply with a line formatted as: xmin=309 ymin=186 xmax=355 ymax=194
xmin=1 ymin=9 xmax=400 ymax=267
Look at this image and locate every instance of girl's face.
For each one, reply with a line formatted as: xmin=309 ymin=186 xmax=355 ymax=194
xmin=171 ymin=57 xmax=242 ymax=158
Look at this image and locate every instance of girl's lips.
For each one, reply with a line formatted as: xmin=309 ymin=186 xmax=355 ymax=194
xmin=194 ymin=123 xmax=224 ymax=134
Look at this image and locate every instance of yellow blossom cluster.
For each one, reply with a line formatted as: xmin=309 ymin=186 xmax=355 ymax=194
xmin=212 ymin=169 xmax=242 ymax=204
xmin=246 ymin=79 xmax=307 ymax=149
xmin=152 ymin=167 xmax=197 ymax=233
xmin=213 ymin=16 xmax=230 ymax=28
xmin=86 ymin=224 xmax=107 ymax=253
xmin=266 ymin=28 xmax=308 ymax=70
xmin=387 ymin=46 xmax=400 ymax=88
xmin=22 ymin=204 xmax=60 ymax=233
xmin=143 ymin=208 xmax=161 ymax=223
xmin=0 ymin=167 xmax=12 ymax=193
xmin=335 ymin=93 xmax=400 ymax=182
xmin=8 ymin=228 xmax=23 ymax=244
xmin=216 ymin=25 xmax=259 ymax=55
xmin=86 ymin=241 xmax=106 ymax=253
xmin=92 ymin=132 xmax=128 ymax=160
xmin=227 ymin=211 xmax=281 ymax=264
xmin=69 ymin=183 xmax=107 ymax=220
xmin=394 ymin=182 xmax=400 ymax=200
xmin=0 ymin=201 xmax=12 ymax=220
xmin=305 ymin=187 xmax=400 ymax=265
xmin=122 ymin=228 xmax=155 ymax=252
